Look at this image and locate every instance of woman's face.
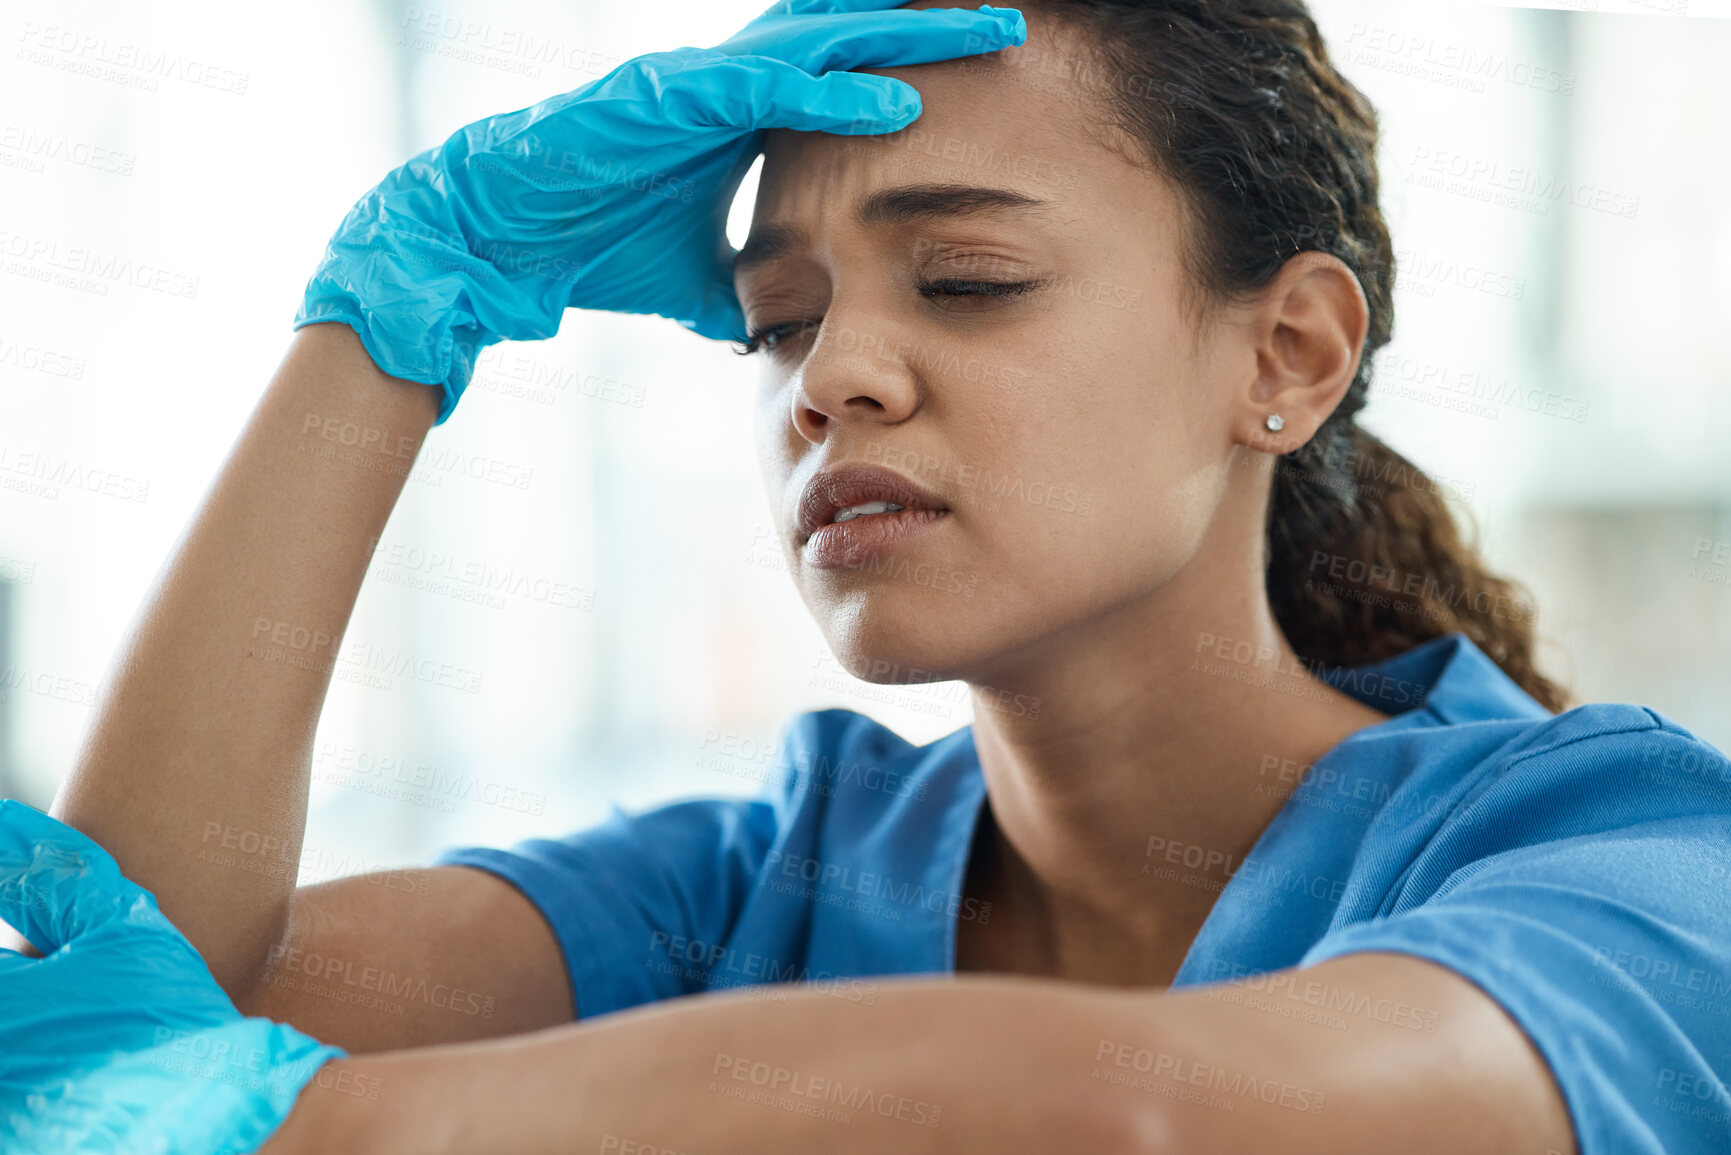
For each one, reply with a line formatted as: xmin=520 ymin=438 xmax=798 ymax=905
xmin=737 ymin=6 xmax=1254 ymax=687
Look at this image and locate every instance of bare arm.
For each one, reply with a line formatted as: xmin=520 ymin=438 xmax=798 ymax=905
xmin=44 ymin=322 xmax=571 ymax=1043
xmin=262 ymin=953 xmax=1576 ymax=1155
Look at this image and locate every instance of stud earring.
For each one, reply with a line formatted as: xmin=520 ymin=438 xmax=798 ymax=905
xmin=1265 ymin=414 xmax=1285 ymax=432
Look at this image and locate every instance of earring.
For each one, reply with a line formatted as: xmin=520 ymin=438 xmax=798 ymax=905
xmin=1265 ymin=414 xmax=1285 ymax=432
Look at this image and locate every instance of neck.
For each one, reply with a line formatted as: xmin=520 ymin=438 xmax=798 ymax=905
xmin=960 ymin=537 xmax=1390 ymax=987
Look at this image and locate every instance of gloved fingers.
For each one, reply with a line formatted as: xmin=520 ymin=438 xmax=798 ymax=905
xmin=770 ymin=0 xmax=929 ymax=14
xmin=0 ymin=799 xmax=161 ymax=955
xmin=721 ymin=6 xmax=1026 ymax=72
xmin=683 ymin=56 xmax=923 ymax=136
xmin=683 ymin=268 xmax=750 ymax=343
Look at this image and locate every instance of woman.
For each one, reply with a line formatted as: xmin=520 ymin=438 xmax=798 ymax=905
xmin=3 ymin=0 xmax=1727 ymax=1151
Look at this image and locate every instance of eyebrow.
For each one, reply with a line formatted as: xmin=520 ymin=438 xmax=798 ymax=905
xmin=733 ymin=183 xmax=1052 ymax=275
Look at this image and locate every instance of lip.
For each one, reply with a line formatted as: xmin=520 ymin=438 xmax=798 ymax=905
xmin=796 ymin=461 xmax=952 ymax=570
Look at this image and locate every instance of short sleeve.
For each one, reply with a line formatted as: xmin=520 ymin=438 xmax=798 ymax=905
xmin=1300 ymin=815 xmax=1731 ymax=1154
xmin=432 ymin=792 xmax=783 ymax=1021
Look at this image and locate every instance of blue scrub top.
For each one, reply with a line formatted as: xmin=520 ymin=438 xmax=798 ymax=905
xmin=434 ymin=632 xmax=1731 ymax=1154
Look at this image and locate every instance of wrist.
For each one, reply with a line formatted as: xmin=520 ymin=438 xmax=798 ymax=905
xmin=295 ymin=153 xmax=530 ymax=426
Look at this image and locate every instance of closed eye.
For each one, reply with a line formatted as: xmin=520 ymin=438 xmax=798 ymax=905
xmin=733 ymin=319 xmax=819 ymax=357
xmin=733 ymin=279 xmax=1046 ymax=357
xmin=919 ymin=278 xmax=1043 ymax=301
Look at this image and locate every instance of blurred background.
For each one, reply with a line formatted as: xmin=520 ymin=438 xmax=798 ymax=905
xmin=1 ymin=0 xmax=1727 ymax=876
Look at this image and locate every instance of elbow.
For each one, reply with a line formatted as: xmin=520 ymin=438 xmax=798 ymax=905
xmin=1112 ymin=1099 xmax=1180 ymax=1155
xmin=1068 ymin=1085 xmax=1178 ymax=1155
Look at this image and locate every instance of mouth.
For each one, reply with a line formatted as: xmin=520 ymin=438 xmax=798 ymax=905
xmin=796 ymin=461 xmax=952 ymax=568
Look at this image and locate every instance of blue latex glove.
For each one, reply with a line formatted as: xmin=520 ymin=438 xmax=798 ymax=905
xmin=293 ymin=0 xmax=1028 ymax=424
xmin=0 ymin=800 xmax=345 ymax=1154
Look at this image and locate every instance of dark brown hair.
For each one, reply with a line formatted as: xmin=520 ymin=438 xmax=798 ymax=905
xmin=1027 ymin=0 xmax=1568 ymax=712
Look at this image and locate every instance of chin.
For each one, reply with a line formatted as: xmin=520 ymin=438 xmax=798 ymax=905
xmin=811 ymin=588 xmax=987 ymax=686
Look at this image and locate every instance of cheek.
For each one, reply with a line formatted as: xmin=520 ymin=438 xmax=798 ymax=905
xmin=753 ymin=381 xmax=796 ymax=512
xmin=958 ymin=318 xmax=1222 ymax=587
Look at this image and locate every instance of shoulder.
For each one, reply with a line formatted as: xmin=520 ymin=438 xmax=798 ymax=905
xmin=1356 ymin=702 xmax=1731 ymax=907
xmin=1353 ymin=699 xmax=1726 ymax=818
xmin=1432 ymin=701 xmax=1728 ymax=817
xmin=1297 ymin=704 xmax=1731 ymax=1154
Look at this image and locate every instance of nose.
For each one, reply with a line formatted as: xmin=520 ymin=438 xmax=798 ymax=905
xmin=789 ymin=310 xmax=924 ymax=445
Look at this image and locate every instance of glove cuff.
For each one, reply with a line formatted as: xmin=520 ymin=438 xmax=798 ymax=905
xmin=7 ymin=1020 xmax=348 ymax=1155
xmin=294 ymin=180 xmax=506 ymax=426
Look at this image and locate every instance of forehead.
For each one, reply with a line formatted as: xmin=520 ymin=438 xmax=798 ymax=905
xmin=752 ymin=6 xmax=1131 ymax=230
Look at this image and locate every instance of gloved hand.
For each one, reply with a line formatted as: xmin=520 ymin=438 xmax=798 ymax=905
xmin=294 ymin=0 xmax=1028 ymax=425
xmin=0 ymin=800 xmax=345 ymax=1154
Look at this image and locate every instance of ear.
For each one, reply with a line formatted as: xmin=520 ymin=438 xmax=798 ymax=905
xmin=1233 ymin=252 xmax=1369 ymax=456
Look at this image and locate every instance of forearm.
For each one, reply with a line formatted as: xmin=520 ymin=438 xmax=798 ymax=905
xmin=264 ymin=976 xmax=1150 ymax=1155
xmin=263 ymin=955 xmax=1575 ymax=1155
xmin=52 ymin=322 xmax=439 ymax=994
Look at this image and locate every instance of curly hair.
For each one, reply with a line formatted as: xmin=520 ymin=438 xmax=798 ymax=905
xmin=1025 ymin=0 xmax=1569 ymax=711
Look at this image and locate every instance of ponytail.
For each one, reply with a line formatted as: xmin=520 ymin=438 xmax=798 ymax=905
xmin=1267 ymin=420 xmax=1569 ymax=712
